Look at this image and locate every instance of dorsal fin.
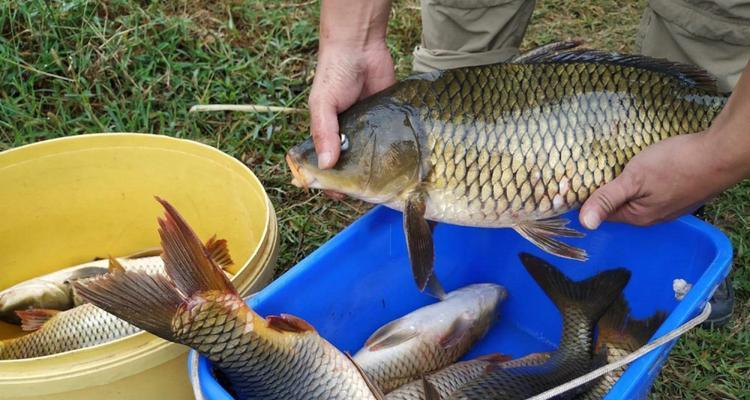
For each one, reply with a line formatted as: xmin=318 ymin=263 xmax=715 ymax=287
xmin=517 ymin=48 xmax=718 ymax=92
xmin=512 ymin=40 xmax=583 ymax=62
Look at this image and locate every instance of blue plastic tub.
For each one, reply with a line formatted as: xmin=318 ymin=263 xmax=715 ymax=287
xmin=189 ymin=206 xmax=732 ymax=399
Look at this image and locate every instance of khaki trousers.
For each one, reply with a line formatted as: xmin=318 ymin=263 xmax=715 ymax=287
xmin=413 ymin=0 xmax=750 ymax=92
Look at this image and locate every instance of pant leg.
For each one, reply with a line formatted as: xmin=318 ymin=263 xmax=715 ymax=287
xmin=413 ymin=0 xmax=537 ymax=72
xmin=638 ymin=0 xmax=750 ymax=92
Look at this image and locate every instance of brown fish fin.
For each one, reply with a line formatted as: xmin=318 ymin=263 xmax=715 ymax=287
xmin=404 ymin=192 xmax=437 ymax=295
xmin=422 ymin=376 xmax=442 ymax=400
xmin=123 ymin=247 xmax=163 ymax=259
xmin=514 ymin=219 xmax=588 ymax=261
xmin=518 ymin=252 xmax=630 ymax=323
xmin=73 ymin=269 xmax=182 ymax=342
xmin=364 ymin=319 xmax=419 ymax=351
xmin=438 ymin=314 xmax=473 ymax=349
xmin=108 ymin=256 xmax=126 ymax=274
xmin=267 ymin=313 xmax=316 ymax=333
xmin=484 ymin=351 xmax=552 ymax=371
xmin=474 ymin=353 xmax=513 ymax=363
xmin=345 ymin=352 xmax=386 ymax=400
xmin=512 ymin=40 xmax=584 ymax=62
xmin=204 ymin=235 xmax=234 ymax=270
xmin=518 ymin=49 xmax=718 ymax=92
xmin=16 ymin=309 xmax=60 ymax=331
xmin=597 ymin=295 xmax=667 ymax=351
xmin=155 ymin=197 xmax=237 ymax=297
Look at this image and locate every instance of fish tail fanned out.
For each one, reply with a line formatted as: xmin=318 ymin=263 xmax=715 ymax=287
xmin=73 ymin=268 xmax=183 ymax=342
xmin=155 ymin=197 xmax=237 ymax=298
xmin=597 ymin=294 xmax=668 ymax=350
xmin=74 ymin=197 xmax=239 ymax=341
xmin=519 ymin=252 xmax=631 ymax=323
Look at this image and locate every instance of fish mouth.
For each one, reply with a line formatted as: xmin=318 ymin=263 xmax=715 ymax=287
xmin=285 ymin=152 xmax=309 ymax=192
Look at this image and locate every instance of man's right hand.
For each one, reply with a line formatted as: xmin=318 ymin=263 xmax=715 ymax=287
xmin=308 ymin=0 xmax=395 ymax=171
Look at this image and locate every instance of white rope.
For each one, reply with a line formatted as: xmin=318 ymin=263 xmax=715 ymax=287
xmin=526 ymin=303 xmax=712 ymax=400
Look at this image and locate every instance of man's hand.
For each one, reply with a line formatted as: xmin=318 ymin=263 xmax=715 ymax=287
xmin=580 ymin=62 xmax=750 ymax=229
xmin=308 ymin=0 xmax=395 ymax=171
xmin=308 ymin=44 xmax=395 ymax=170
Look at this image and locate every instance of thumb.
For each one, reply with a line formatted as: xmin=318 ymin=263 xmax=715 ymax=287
xmin=579 ymin=172 xmax=640 ymax=230
xmin=308 ymin=95 xmax=341 ymax=170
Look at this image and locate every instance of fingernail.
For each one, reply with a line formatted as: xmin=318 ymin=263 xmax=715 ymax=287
xmin=318 ymin=152 xmax=333 ymax=169
xmin=582 ymin=212 xmax=601 ymax=230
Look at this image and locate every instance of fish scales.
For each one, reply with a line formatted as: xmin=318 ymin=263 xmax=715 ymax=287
xmin=286 ymin=44 xmax=726 ymax=293
xmin=0 ymin=304 xmax=140 ymax=360
xmin=386 ymin=353 xmax=551 ymax=400
xmin=397 ymin=62 xmax=723 ymax=226
xmin=353 ymin=284 xmax=506 ymax=393
xmin=74 ymin=199 xmax=378 ymax=400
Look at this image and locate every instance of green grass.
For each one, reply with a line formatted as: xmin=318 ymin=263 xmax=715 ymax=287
xmin=1 ymin=0 xmax=747 ymax=398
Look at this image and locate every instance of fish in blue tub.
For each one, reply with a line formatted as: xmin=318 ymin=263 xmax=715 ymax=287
xmin=426 ymin=253 xmax=631 ymax=399
xmin=353 ymin=282 xmax=508 ymax=392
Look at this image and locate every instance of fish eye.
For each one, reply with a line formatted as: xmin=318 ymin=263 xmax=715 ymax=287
xmin=340 ymin=134 xmax=349 ymax=151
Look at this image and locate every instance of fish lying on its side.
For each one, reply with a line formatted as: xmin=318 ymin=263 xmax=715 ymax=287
xmin=576 ymin=296 xmax=666 ymax=399
xmin=74 ymin=198 xmax=381 ymax=400
xmin=386 ymin=352 xmax=551 ymax=400
xmin=286 ymin=40 xmax=727 ymax=295
xmin=0 ymin=237 xmax=233 ymax=325
xmin=446 ymin=253 xmax=631 ymax=399
xmin=354 ymin=283 xmax=507 ymax=392
xmin=0 ymin=302 xmax=140 ymax=360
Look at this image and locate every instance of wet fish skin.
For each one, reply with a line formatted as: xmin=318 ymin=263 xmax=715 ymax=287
xmin=286 ymin=42 xmax=727 ymax=293
xmin=74 ymin=198 xmax=378 ymax=400
xmin=447 ymin=253 xmax=631 ymax=400
xmin=386 ymin=352 xmax=551 ymax=400
xmin=575 ymin=296 xmax=667 ymax=400
xmin=354 ymin=283 xmax=507 ymax=392
xmin=0 ymin=238 xmax=232 ymax=325
xmin=0 ymin=266 xmax=108 ymax=324
xmin=0 ymin=304 xmax=140 ymax=360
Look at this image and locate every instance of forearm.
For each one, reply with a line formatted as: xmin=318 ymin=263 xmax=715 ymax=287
xmin=319 ymin=0 xmax=392 ymax=51
xmin=707 ymin=61 xmax=750 ymax=182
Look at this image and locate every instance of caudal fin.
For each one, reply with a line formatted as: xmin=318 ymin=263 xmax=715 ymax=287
xmin=519 ymin=252 xmax=631 ymax=323
xmin=155 ymin=197 xmax=236 ymax=297
xmin=597 ymin=294 xmax=667 ymax=351
xmin=74 ymin=198 xmax=237 ymax=341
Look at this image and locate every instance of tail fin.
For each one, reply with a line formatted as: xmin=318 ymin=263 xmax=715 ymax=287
xmin=597 ymin=294 xmax=667 ymax=351
xmin=519 ymin=252 xmax=631 ymax=323
xmin=74 ymin=198 xmax=237 ymax=341
xmin=155 ymin=197 xmax=236 ymax=297
xmin=73 ymin=268 xmax=183 ymax=341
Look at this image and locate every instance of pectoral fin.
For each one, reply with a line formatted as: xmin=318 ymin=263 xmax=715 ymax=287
xmin=267 ymin=313 xmax=316 ymax=333
xmin=364 ymin=319 xmax=419 ymax=351
xmin=513 ymin=218 xmax=588 ymax=261
xmin=438 ymin=314 xmax=473 ymax=349
xmin=404 ymin=193 xmax=436 ymax=293
xmin=16 ymin=309 xmax=60 ymax=331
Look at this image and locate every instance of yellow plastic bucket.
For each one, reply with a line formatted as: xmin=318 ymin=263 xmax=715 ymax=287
xmin=0 ymin=133 xmax=279 ymax=399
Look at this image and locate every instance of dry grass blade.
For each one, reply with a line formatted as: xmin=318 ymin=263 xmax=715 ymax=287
xmin=189 ymin=104 xmax=308 ymax=114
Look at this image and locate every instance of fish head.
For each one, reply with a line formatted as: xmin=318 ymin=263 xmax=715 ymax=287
xmin=439 ymin=283 xmax=508 ymax=341
xmin=0 ymin=281 xmax=72 ymax=323
xmin=449 ymin=283 xmax=508 ymax=322
xmin=287 ymin=99 xmax=423 ymax=203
